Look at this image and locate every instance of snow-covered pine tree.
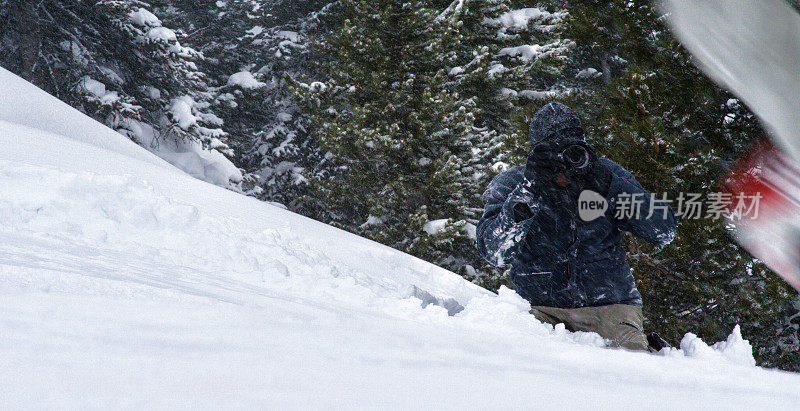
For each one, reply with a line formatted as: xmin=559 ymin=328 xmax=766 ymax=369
xmin=152 ymin=0 xmax=334 ymax=209
xmin=441 ymin=0 xmax=571 ymax=134
xmin=289 ymin=0 xmax=486 ymax=276
xmin=0 ymin=0 xmax=240 ymax=188
xmin=227 ymin=1 xmax=334 ymax=210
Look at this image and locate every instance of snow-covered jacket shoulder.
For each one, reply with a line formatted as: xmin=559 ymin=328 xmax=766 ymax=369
xmin=475 ymin=166 xmax=533 ymax=267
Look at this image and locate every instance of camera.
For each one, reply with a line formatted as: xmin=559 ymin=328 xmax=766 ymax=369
xmin=560 ymin=143 xmax=591 ymax=170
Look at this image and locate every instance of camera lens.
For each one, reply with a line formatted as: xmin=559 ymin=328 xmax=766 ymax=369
xmin=561 ymin=144 xmax=590 ymax=169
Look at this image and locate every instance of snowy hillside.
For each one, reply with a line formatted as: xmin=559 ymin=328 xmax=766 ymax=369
xmin=2 ymin=67 xmax=800 ymax=408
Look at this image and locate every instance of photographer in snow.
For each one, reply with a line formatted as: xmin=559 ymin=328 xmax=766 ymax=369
xmin=476 ymin=102 xmax=677 ymax=351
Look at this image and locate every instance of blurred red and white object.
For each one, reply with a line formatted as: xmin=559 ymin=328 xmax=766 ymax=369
xmin=723 ymin=141 xmax=800 ymax=290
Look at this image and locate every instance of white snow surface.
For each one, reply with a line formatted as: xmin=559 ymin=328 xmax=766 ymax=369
xmin=170 ymin=96 xmax=199 ymax=130
xmin=227 ymin=71 xmax=267 ymax=89
xmin=147 ymin=26 xmax=178 ymax=43
xmin=492 ymin=8 xmax=548 ymax=29
xmin=129 ymin=8 xmax=161 ymax=27
xmin=423 ymin=218 xmax=449 ymax=235
xmin=0 ymin=67 xmax=240 ymax=187
xmin=1 ymin=71 xmax=800 ymax=409
xmin=499 ymin=44 xmax=543 ymax=62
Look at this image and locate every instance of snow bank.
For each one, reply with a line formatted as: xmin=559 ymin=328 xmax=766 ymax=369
xmin=163 ymin=141 xmax=243 ymax=186
xmin=678 ymin=325 xmax=757 ymax=367
xmin=122 ymin=117 xmax=242 ymax=186
xmin=0 ymin=67 xmax=241 ymax=187
xmin=0 ymin=67 xmax=167 ymax=168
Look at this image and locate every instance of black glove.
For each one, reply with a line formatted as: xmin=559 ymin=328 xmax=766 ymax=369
xmin=524 ymin=142 xmax=578 ymax=215
xmin=512 ymin=202 xmax=534 ymax=222
xmin=575 ymin=159 xmax=612 ymax=196
xmin=524 ymin=141 xmax=611 ymax=216
xmin=516 ymin=143 xmax=564 ymax=222
xmin=524 ymin=141 xmax=566 ymax=187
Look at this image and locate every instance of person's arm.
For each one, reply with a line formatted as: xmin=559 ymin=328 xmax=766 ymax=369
xmin=603 ymin=159 xmax=678 ymax=246
xmin=476 ymin=170 xmax=538 ymax=267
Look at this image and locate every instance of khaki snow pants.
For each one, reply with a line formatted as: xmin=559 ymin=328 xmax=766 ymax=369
xmin=530 ymin=304 xmax=649 ymax=351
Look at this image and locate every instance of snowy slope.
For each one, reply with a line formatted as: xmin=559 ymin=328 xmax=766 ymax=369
xmin=0 ymin=66 xmax=241 ymax=187
xmin=1 ymin=68 xmax=800 ymax=409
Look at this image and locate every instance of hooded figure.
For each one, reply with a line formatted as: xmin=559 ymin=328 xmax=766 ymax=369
xmin=528 ymin=101 xmax=585 ymax=145
xmin=476 ymin=102 xmax=677 ymax=351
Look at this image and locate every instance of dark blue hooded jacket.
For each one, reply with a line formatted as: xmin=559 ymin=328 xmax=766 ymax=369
xmin=477 ymin=103 xmax=677 ymax=308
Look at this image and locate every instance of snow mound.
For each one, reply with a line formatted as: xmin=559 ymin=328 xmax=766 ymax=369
xmin=678 ymin=325 xmax=756 ymax=367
